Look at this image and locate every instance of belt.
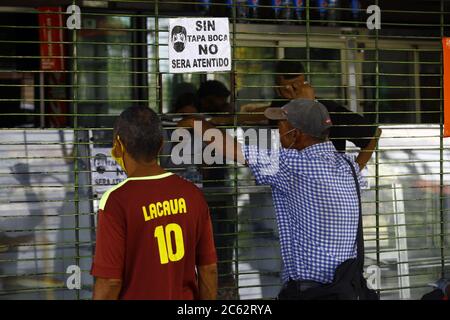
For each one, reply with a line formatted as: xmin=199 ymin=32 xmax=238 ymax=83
xmin=284 ymin=279 xmax=324 ymax=293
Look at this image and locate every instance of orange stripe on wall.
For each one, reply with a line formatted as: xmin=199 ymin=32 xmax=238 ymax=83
xmin=443 ymin=38 xmax=450 ymax=137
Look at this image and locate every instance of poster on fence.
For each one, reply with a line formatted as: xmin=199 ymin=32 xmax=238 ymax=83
xmin=168 ymin=17 xmax=231 ymax=73
xmin=89 ymin=145 xmax=126 ymax=216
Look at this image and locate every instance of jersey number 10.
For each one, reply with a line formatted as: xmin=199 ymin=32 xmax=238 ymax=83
xmin=154 ymin=223 xmax=185 ymax=264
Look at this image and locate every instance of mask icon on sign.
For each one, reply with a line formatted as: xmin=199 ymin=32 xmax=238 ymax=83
xmin=94 ymin=153 xmax=107 ymax=174
xmin=171 ymin=25 xmax=187 ymax=53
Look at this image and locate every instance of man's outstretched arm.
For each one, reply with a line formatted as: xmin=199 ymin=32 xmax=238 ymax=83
xmin=177 ymin=117 xmax=246 ymax=164
xmin=355 ymin=127 xmax=382 ymax=170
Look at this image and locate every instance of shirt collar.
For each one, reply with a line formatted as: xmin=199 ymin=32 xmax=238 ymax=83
xmin=299 ymin=141 xmax=336 ymax=157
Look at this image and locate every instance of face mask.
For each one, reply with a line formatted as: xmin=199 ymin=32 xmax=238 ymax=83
xmin=111 ymin=137 xmax=127 ymax=174
xmin=172 ymin=33 xmax=186 ymax=53
xmin=280 ymin=128 xmax=297 ymax=149
xmin=173 ymin=41 xmax=185 ymax=53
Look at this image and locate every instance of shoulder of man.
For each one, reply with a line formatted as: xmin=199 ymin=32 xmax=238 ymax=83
xmin=99 ymin=179 xmax=130 ymax=212
xmin=172 ymin=174 xmax=209 ymax=204
xmin=318 ymin=98 xmax=376 ymax=126
xmin=270 ymin=98 xmax=289 ymax=108
xmin=173 ymin=173 xmax=202 ymax=190
xmin=317 ymin=98 xmax=348 ymax=113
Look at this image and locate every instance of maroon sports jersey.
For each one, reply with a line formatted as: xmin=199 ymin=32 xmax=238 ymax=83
xmin=91 ymin=172 xmax=216 ymax=300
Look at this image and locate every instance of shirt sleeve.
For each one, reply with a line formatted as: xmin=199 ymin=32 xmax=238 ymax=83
xmin=195 ymin=192 xmax=217 ymax=266
xmin=91 ymin=192 xmax=126 ymax=279
xmin=242 ymin=144 xmax=292 ymax=192
xmin=323 ymin=100 xmax=378 ymax=150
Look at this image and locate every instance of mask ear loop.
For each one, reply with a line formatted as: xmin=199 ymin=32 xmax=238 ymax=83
xmin=120 ymin=136 xmax=127 ymax=168
xmin=287 ymin=140 xmax=295 ymax=149
xmin=280 ymin=128 xmax=297 ymax=149
xmin=117 ymin=136 xmax=125 ymax=154
xmin=113 ymin=136 xmax=121 ymax=155
xmin=115 ymin=135 xmax=127 ymax=173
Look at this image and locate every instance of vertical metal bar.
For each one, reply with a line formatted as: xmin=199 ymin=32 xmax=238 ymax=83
xmin=305 ymin=0 xmax=310 ymax=81
xmin=231 ymin=0 xmax=239 ymax=298
xmin=71 ymin=2 xmax=81 ymax=300
xmin=392 ymin=184 xmax=411 ymax=299
xmin=347 ymin=39 xmax=358 ymax=112
xmin=374 ymin=0 xmax=381 ymax=295
xmin=39 ymin=72 xmax=45 ymax=128
xmin=439 ymin=0 xmax=445 ymax=278
xmin=132 ymin=15 xmax=149 ymax=106
xmin=155 ymin=1 xmax=162 ymax=114
xmin=413 ymin=48 xmax=421 ymax=124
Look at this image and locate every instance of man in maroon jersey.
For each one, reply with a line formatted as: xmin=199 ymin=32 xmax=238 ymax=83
xmin=91 ymin=106 xmax=217 ymax=300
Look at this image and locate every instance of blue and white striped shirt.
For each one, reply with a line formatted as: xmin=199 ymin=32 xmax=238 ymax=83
xmin=242 ymin=141 xmax=362 ymax=284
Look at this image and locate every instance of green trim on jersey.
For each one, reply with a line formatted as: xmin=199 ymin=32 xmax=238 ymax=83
xmin=127 ymin=172 xmax=173 ymax=181
xmin=98 ymin=172 xmax=174 ymax=210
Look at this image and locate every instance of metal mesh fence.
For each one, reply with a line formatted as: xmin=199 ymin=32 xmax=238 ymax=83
xmin=0 ymin=0 xmax=449 ymax=300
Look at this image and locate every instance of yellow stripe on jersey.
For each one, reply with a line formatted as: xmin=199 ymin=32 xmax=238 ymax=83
xmin=99 ymin=172 xmax=174 ymax=211
xmin=99 ymin=179 xmax=129 ymax=211
xmin=127 ymin=172 xmax=173 ymax=181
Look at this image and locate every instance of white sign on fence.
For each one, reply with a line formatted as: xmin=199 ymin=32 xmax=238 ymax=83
xmin=168 ymin=17 xmax=231 ymax=73
xmin=90 ymin=148 xmax=126 ymax=197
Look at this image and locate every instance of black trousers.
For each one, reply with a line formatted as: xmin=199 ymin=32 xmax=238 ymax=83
xmin=277 ymin=280 xmax=336 ymax=300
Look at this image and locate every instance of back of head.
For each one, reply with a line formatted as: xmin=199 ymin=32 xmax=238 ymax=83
xmin=172 ymin=92 xmax=197 ymax=113
xmin=114 ymin=106 xmax=163 ymax=162
xmin=275 ymin=60 xmax=305 ymax=80
xmin=172 ymin=82 xmax=196 ymax=98
xmin=197 ymin=80 xmax=231 ymax=100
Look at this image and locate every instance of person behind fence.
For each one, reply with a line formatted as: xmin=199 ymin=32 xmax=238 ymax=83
xmin=245 ymin=59 xmax=381 ymax=170
xmin=163 ymin=81 xmax=238 ymax=299
xmin=274 ymin=60 xmax=381 ymax=169
xmin=194 ymin=80 xmax=238 ymax=299
xmin=159 ymin=90 xmax=202 ymax=177
xmin=90 ymin=106 xmax=217 ymax=300
xmin=179 ymin=99 xmax=375 ymax=299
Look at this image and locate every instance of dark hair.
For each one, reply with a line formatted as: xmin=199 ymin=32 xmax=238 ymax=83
xmin=173 ymin=92 xmax=197 ymax=113
xmin=197 ymin=80 xmax=231 ymax=99
xmin=171 ymin=25 xmax=186 ymax=38
xmin=275 ymin=60 xmax=305 ymax=80
xmin=113 ymin=106 xmax=163 ymax=162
